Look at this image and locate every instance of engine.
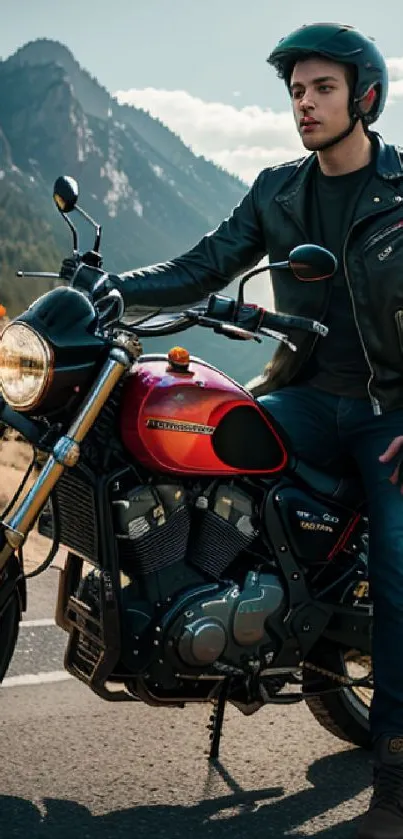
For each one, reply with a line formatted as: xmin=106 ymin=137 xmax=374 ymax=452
xmin=108 ymin=476 xmax=287 ymax=679
xmin=112 ymin=476 xmax=261 ymax=577
xmin=160 ymin=570 xmax=286 ymax=670
xmin=53 ymin=463 xmax=287 ymax=696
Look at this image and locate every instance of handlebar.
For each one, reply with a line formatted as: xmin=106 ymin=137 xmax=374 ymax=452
xmin=14 ymin=175 xmax=336 ymax=356
xmin=15 ymin=252 xmax=328 ymax=346
xmin=121 ymin=295 xmax=328 ymax=345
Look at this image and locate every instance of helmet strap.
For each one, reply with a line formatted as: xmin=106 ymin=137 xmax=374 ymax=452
xmin=308 ymin=77 xmax=376 ymax=152
xmin=314 ymin=115 xmax=359 ymax=151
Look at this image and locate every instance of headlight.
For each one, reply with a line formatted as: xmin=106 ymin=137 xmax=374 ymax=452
xmin=0 ymin=323 xmax=53 ymax=411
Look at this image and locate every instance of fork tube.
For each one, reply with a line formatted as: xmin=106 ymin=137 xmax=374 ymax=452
xmin=0 ymin=346 xmax=131 ymax=571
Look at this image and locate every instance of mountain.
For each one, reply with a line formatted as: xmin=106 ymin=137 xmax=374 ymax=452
xmin=0 ymin=39 xmax=275 ymax=381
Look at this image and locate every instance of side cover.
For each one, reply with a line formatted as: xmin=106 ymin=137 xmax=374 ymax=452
xmin=119 ymin=354 xmax=289 ymax=476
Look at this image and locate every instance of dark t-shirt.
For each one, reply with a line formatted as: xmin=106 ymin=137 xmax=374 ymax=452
xmin=300 ymin=161 xmax=374 ymax=398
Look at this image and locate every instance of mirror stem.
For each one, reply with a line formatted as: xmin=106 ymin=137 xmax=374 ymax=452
xmin=238 ymin=260 xmax=288 ymax=303
xmin=60 ymin=211 xmax=78 ymax=252
xmin=74 ymin=205 xmax=102 ymax=251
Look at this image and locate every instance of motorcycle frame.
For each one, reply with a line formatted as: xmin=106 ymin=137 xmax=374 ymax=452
xmin=262 ymin=484 xmax=372 ymax=657
xmin=55 ymin=460 xmax=141 ymax=701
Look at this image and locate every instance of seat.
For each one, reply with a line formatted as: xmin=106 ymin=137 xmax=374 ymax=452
xmin=292 ymin=458 xmax=366 ymax=508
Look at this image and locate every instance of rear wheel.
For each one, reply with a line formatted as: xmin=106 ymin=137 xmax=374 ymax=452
xmin=0 ymin=592 xmax=20 ymax=683
xmin=302 ymin=643 xmax=372 ymax=749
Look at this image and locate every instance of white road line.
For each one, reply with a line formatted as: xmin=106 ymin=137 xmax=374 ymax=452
xmin=2 ymin=671 xmax=73 ymax=688
xmin=20 ymin=618 xmax=56 ymax=627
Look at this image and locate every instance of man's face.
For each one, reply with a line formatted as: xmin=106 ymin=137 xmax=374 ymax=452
xmin=290 ymin=57 xmax=351 ymax=150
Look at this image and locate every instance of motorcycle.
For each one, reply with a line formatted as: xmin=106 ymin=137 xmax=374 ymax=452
xmin=0 ymin=175 xmax=372 ymax=760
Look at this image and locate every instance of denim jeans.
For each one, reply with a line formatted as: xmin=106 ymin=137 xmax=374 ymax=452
xmin=259 ymin=384 xmax=403 ymax=741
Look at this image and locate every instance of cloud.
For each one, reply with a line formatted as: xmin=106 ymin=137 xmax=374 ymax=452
xmin=386 ymin=58 xmax=403 ymax=102
xmin=114 ymin=87 xmax=304 ymax=183
xmin=115 ymin=58 xmax=403 ymax=183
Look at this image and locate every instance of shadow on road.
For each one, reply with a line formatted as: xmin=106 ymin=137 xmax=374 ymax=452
xmin=0 ymin=747 xmax=371 ymax=838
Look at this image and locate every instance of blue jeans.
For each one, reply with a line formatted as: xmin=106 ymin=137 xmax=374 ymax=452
xmin=259 ymin=384 xmax=403 ymax=741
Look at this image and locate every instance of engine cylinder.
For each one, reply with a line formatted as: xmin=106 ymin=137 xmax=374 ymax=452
xmin=190 ymin=483 xmax=258 ymax=578
xmin=112 ymin=481 xmax=190 ymax=573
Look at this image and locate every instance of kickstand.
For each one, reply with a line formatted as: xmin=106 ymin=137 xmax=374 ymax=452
xmin=208 ymin=681 xmax=228 ymax=761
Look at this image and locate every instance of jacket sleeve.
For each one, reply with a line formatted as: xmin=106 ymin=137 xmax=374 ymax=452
xmin=114 ymin=172 xmax=267 ymax=309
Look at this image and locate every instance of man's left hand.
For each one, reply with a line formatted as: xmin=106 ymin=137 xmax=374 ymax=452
xmin=379 ymin=436 xmax=403 ymax=491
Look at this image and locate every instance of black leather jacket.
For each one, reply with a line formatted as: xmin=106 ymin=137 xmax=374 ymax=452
xmin=115 ymin=132 xmax=403 ymax=413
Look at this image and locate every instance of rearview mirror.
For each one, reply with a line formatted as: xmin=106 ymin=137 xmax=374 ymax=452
xmin=289 ymin=244 xmax=337 ymax=281
xmin=53 ymin=175 xmax=79 ymax=213
xmin=236 ymin=242 xmax=338 ymax=304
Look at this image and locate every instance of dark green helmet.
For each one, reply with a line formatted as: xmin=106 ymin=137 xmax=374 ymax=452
xmin=267 ymin=22 xmax=388 ymax=125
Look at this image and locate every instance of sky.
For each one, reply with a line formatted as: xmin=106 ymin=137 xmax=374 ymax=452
xmin=1 ymin=0 xmax=403 ymax=183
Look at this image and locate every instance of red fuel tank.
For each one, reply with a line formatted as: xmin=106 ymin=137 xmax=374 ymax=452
xmin=119 ymin=352 xmax=289 ymax=476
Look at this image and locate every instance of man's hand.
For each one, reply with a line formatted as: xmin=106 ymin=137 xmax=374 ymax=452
xmin=60 ymin=251 xmax=104 ymax=284
xmin=59 ymin=255 xmax=80 ymax=283
xmin=379 ymin=436 xmax=403 ymax=491
xmin=60 ymin=260 xmax=109 ymax=299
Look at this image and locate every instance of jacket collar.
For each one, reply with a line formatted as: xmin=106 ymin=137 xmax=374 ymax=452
xmin=275 ymin=133 xmax=403 ymax=234
xmin=374 ymin=133 xmax=403 ymax=180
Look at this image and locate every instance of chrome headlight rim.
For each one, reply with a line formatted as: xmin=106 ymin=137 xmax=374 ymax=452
xmin=0 ymin=322 xmax=54 ymax=412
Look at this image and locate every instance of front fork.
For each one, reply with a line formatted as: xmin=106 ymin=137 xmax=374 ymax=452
xmin=0 ymin=344 xmax=133 ymax=573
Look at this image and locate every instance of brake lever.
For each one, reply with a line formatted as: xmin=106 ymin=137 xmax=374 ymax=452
xmin=191 ymin=314 xmax=260 ymax=341
xmin=260 ymin=327 xmax=297 ymax=352
xmin=214 ymin=322 xmax=262 ymax=342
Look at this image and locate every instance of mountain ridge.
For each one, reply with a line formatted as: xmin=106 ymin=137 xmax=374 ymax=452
xmin=0 ymin=38 xmax=274 ymax=381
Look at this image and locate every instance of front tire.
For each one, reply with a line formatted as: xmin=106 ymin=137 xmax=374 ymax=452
xmin=0 ymin=592 xmax=20 ymax=683
xmin=303 ymin=642 xmax=372 ymax=749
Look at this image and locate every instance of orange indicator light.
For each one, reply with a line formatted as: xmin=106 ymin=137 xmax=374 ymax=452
xmin=168 ymin=346 xmax=190 ymax=369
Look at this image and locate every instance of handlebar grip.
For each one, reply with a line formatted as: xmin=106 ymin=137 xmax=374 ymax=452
xmin=262 ymin=311 xmax=328 ymax=336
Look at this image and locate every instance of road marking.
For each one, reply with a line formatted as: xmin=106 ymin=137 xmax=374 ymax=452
xmin=20 ymin=618 xmax=56 ymax=627
xmin=2 ymin=671 xmax=73 ymax=688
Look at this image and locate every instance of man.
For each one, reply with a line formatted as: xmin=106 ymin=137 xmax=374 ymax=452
xmin=64 ymin=23 xmax=403 ymax=838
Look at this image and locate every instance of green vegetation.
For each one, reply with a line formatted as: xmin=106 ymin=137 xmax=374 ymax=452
xmin=0 ymin=185 xmax=63 ymax=316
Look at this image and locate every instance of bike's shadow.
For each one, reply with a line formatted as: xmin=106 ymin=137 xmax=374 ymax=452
xmin=0 ymin=748 xmax=371 ymax=838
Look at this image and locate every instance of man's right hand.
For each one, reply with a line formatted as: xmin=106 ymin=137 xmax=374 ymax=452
xmin=379 ymin=436 xmax=403 ymax=492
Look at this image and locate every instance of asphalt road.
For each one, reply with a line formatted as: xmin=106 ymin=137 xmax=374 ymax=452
xmin=0 ymin=567 xmax=372 ymax=839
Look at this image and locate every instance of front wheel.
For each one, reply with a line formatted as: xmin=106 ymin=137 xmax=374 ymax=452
xmin=0 ymin=592 xmax=20 ymax=683
xmin=302 ymin=642 xmax=372 ymax=749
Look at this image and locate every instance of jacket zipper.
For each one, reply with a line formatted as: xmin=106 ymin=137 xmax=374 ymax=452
xmin=363 ymin=219 xmax=403 ymax=252
xmin=343 ymin=225 xmax=381 ymax=415
xmin=279 ymin=192 xmax=396 ymax=408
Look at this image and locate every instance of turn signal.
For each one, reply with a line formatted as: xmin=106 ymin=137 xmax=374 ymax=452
xmin=168 ymin=346 xmax=190 ymax=370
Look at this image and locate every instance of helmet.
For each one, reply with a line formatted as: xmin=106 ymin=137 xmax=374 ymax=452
xmin=267 ymin=22 xmax=388 ymax=125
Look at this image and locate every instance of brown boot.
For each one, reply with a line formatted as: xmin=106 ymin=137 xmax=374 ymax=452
xmin=358 ymin=737 xmax=403 ymax=838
